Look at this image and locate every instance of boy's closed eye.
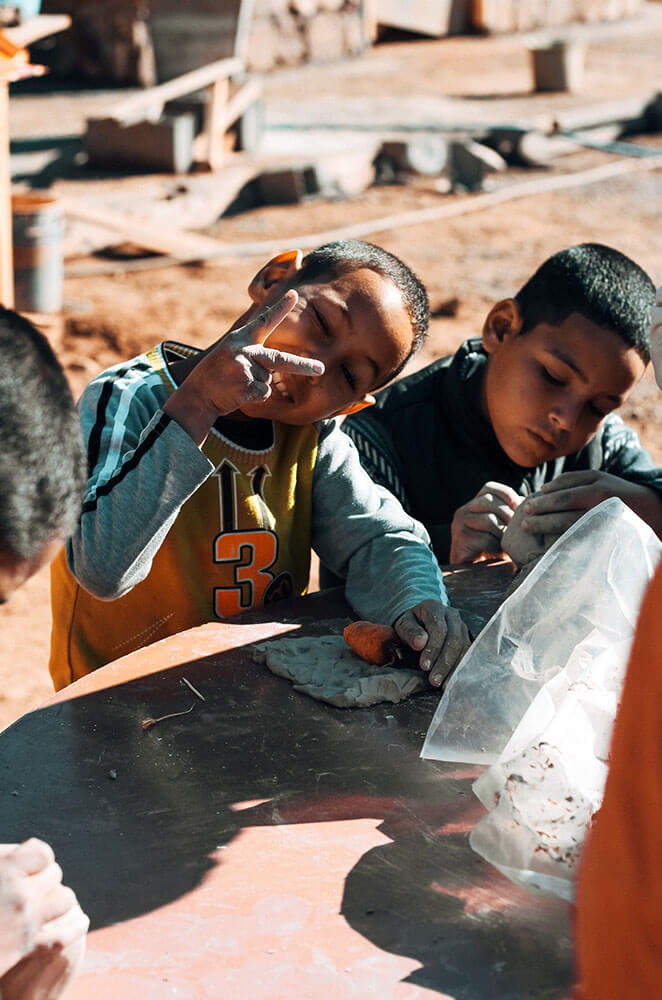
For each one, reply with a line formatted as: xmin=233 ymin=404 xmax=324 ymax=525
xmin=540 ymin=365 xmax=564 ymax=387
xmin=540 ymin=364 xmax=611 ymax=421
xmin=311 ymin=302 xmax=331 ymax=340
xmin=341 ymin=364 xmax=357 ymax=391
xmin=311 ymin=302 xmax=360 ymax=391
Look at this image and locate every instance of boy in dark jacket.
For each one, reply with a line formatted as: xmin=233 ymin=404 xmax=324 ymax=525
xmin=342 ymin=243 xmax=661 ymax=565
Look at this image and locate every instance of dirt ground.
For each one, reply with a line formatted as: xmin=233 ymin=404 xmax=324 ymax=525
xmin=1 ymin=18 xmax=662 ymax=731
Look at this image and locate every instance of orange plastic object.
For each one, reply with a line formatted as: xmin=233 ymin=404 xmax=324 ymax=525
xmin=343 ymin=620 xmax=401 ymax=665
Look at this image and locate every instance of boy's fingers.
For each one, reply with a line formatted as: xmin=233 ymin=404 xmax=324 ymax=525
xmin=38 ymin=885 xmax=78 ymax=926
xmin=479 ymin=482 xmax=524 ymax=509
xmin=34 ymin=903 xmax=89 ymax=951
xmin=240 ymin=290 xmax=299 ymax=347
xmin=25 ymin=862 xmax=64 ymax=901
xmin=431 ymin=617 xmax=471 ymax=690
xmin=523 ymin=510 xmax=581 ymax=536
xmin=11 ymin=840 xmax=56 ymax=877
xmin=540 ymin=470 xmax=597 ymax=494
xmin=243 ymin=344 xmax=324 ymax=377
xmin=526 ymin=486 xmax=590 ymax=514
xmin=464 ymin=508 xmax=511 ymax=534
xmin=393 ymin=610 xmax=428 ymax=652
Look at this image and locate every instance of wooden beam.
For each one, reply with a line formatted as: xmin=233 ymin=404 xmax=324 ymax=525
xmin=202 ymin=77 xmax=230 ymax=170
xmin=106 ymin=57 xmax=244 ymax=126
xmin=59 ymin=195 xmax=247 ymax=261
xmin=222 ymin=76 xmax=262 ymax=131
xmin=65 ymin=155 xmax=662 ymax=278
xmin=0 ymin=77 xmax=12 ymax=307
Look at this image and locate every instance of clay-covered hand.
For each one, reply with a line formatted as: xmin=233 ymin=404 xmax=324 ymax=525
xmin=518 ymin=471 xmax=662 ymax=541
xmin=502 ymin=494 xmax=558 ymax=568
xmin=449 ymin=481 xmax=525 ymax=564
xmin=0 ymin=839 xmax=88 ymax=1000
xmin=394 ymin=600 xmax=471 ymax=689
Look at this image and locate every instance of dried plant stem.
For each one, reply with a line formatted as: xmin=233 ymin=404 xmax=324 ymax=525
xmin=142 ymin=703 xmax=196 ymax=730
xmin=181 ymin=676 xmax=206 ymax=702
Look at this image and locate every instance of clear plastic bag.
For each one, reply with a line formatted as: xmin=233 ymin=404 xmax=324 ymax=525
xmin=421 ymin=498 xmax=662 ymax=899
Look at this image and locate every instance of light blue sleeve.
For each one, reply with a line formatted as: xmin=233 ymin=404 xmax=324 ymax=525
xmin=67 ymin=363 xmax=213 ymax=599
xmin=311 ymin=419 xmax=448 ymax=625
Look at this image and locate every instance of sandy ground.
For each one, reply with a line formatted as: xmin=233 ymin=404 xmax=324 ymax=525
xmin=1 ymin=18 xmax=661 ymax=731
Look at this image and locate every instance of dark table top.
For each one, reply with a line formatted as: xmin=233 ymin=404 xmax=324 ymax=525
xmin=0 ymin=562 xmax=573 ymax=999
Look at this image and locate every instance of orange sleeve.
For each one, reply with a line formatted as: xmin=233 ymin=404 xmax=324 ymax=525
xmin=574 ymin=562 xmax=662 ymax=999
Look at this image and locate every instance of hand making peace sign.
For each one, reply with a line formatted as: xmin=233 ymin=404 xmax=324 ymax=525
xmin=164 ymin=290 xmax=324 ymax=444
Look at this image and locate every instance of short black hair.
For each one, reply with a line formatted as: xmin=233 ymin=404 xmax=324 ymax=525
xmin=515 ymin=243 xmax=655 ymax=363
xmin=296 ymin=239 xmax=429 ymax=384
xmin=0 ymin=307 xmax=86 ymax=561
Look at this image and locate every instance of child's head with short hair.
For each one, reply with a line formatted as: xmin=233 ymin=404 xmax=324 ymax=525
xmin=0 ymin=307 xmax=85 ymax=601
xmin=294 ymin=239 xmax=429 ymax=380
xmin=514 ymin=243 xmax=654 ymax=361
xmin=481 ymin=243 xmax=654 ymax=469
xmin=241 ymin=239 xmax=429 ymax=424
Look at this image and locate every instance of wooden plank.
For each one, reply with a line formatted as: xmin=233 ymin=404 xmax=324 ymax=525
xmin=65 ymin=156 xmax=662 ymax=279
xmin=376 ymin=0 xmax=468 ymax=36
xmin=59 ymin=176 xmax=262 ymax=261
xmin=107 ymin=56 xmax=244 ymax=126
xmin=222 ymin=76 xmax=262 ymax=131
xmin=202 ymin=77 xmax=229 ymax=170
xmin=233 ymin=0 xmax=256 ymax=64
xmin=0 ymin=78 xmax=12 ymax=306
xmin=552 ymin=94 xmax=657 ymax=133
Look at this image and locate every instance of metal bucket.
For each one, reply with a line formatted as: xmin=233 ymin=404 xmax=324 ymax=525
xmin=12 ymin=193 xmax=63 ymax=314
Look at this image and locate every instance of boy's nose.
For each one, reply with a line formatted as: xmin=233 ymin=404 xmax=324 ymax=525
xmin=549 ymin=397 xmax=581 ymax=432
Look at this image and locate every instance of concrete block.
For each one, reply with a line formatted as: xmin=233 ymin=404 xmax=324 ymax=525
xmin=448 ymin=139 xmax=507 ymax=192
xmin=343 ymin=11 xmax=371 ymax=55
xmin=256 ymin=165 xmax=321 ymax=204
xmin=85 ymin=113 xmax=196 ymax=174
xmin=273 ymin=12 xmax=307 ymax=65
xmin=290 ymin=0 xmax=318 ymax=16
xmin=378 ymin=137 xmax=447 ymax=176
xmin=482 ymin=126 xmax=555 ymax=166
xmin=306 ymin=12 xmax=346 ymax=62
xmin=255 ymin=150 xmax=375 ymax=205
xmin=246 ymin=16 xmax=278 ymax=73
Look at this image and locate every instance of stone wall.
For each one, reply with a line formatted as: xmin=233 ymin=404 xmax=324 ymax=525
xmin=473 ymin=0 xmax=645 ymax=34
xmin=40 ymin=0 xmax=647 ymax=85
xmin=41 ymin=0 xmax=369 ymax=83
xmin=247 ymin=0 xmax=369 ymax=73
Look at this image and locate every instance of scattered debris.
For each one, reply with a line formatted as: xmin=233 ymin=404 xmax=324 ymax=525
xmin=430 ymin=296 xmax=460 ymax=318
xmin=181 ymin=676 xmax=206 ymax=702
xmin=376 ymin=136 xmax=447 ymax=178
xmin=448 ymin=139 xmax=507 ymax=192
xmin=142 ymin=703 xmax=196 ymax=730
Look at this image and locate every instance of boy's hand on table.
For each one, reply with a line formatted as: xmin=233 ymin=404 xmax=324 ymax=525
xmin=0 ymin=839 xmax=88 ymax=993
xmin=520 ymin=471 xmax=662 ymax=538
xmin=449 ymin=482 xmax=524 ymax=563
xmin=394 ymin=600 xmax=470 ymax=689
xmin=164 ymin=290 xmax=324 ymax=445
xmin=0 ymin=929 xmax=87 ymax=1000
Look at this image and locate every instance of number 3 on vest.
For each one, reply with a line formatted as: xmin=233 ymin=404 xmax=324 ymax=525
xmin=213 ymin=530 xmax=278 ymax=617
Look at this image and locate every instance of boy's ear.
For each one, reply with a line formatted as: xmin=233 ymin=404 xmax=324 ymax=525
xmin=248 ymin=250 xmax=303 ymax=303
xmin=482 ymin=298 xmax=522 ymax=354
xmin=335 ymin=394 xmax=376 ymax=417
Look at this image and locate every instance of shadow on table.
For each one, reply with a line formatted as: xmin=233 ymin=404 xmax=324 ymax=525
xmin=0 ymin=568 xmax=570 ymax=997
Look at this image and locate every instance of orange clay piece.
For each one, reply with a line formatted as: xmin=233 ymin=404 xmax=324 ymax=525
xmin=343 ymin=620 xmax=403 ymax=666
